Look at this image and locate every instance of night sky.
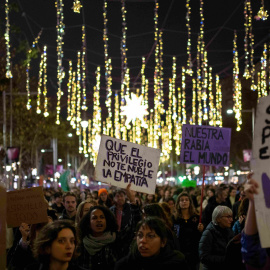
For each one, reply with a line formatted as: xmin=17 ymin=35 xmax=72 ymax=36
xmin=1 ymin=0 xmax=270 ymax=115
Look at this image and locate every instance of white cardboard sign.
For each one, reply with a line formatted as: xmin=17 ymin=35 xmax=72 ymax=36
xmin=95 ymin=135 xmax=161 ymax=194
xmin=251 ymin=94 xmax=270 ymax=248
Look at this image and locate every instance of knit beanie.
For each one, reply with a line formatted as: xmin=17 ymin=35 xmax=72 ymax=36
xmin=98 ymin=188 xmax=108 ymax=197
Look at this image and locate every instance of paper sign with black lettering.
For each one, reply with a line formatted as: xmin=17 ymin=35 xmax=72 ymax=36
xmin=95 ymin=135 xmax=161 ymax=194
xmin=251 ymin=94 xmax=270 ymax=248
xmin=7 ymin=187 xmax=48 ymax=228
xmin=180 ymin=124 xmax=231 ymax=166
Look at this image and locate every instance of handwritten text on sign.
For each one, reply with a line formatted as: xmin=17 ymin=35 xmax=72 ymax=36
xmin=180 ymin=124 xmax=231 ymax=166
xmin=6 ymin=186 xmax=48 ymax=227
xmin=95 ymin=135 xmax=161 ymax=194
xmin=251 ymin=94 xmax=270 ymax=248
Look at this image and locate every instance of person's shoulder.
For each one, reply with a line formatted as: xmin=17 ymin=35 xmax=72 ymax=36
xmin=204 ymin=222 xmax=216 ymax=233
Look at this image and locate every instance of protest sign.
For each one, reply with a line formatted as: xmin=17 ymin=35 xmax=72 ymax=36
xmin=6 ymin=186 xmax=48 ymax=228
xmin=251 ymin=94 xmax=270 ymax=248
xmin=180 ymin=124 xmax=231 ymax=166
xmin=0 ymin=186 xmax=6 ymax=270
xmin=95 ymin=135 xmax=161 ymax=194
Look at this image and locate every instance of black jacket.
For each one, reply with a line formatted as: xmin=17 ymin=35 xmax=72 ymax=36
xmin=110 ymin=203 xmax=142 ymax=257
xmin=199 ymin=222 xmax=234 ymax=270
xmin=202 ymin=196 xmax=226 ymax=227
xmin=8 ymin=242 xmax=35 ymax=270
xmin=59 ymin=209 xmax=76 ymax=222
xmin=114 ymin=244 xmax=189 ymax=270
xmin=173 ymin=214 xmax=202 ymax=269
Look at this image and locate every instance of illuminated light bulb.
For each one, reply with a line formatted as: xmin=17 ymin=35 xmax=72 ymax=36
xmin=255 ymin=0 xmax=268 ymax=21
xmin=72 ymin=0 xmax=82 ymax=13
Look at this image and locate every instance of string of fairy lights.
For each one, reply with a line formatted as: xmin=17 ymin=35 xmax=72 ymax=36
xmin=4 ymin=0 xmax=270 ymax=165
xmin=5 ymin=0 xmax=12 ymax=79
xmin=55 ymin=0 xmax=65 ymax=125
xmin=103 ymin=0 xmax=113 ymax=138
xmin=26 ymin=30 xmax=42 ymax=110
xmin=243 ymin=0 xmax=256 ymax=92
xmin=233 ymin=31 xmax=242 ymax=132
xmin=185 ymin=0 xmax=193 ymax=76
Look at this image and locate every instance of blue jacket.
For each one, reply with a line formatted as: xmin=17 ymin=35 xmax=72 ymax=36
xmin=241 ymin=232 xmax=270 ymax=269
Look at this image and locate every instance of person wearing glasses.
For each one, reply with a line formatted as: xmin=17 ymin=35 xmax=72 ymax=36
xmin=199 ymin=205 xmax=234 ymax=270
xmin=114 ymin=217 xmax=189 ymax=270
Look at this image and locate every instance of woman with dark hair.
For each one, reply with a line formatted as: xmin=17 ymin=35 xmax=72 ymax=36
xmin=25 ymin=220 xmax=83 ymax=270
xmin=115 ymin=217 xmax=189 ymax=270
xmin=173 ymin=192 xmax=204 ymax=270
xmin=76 ymin=205 xmax=118 ymax=269
xmin=143 ymin=203 xmax=179 ymax=250
xmin=225 ymin=186 xmax=237 ymax=209
xmin=143 ymin=193 xmax=156 ymax=206
xmin=202 ymin=188 xmax=215 ymax=210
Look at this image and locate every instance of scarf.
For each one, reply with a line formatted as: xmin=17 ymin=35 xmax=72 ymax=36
xmin=83 ymin=231 xmax=116 ymax=256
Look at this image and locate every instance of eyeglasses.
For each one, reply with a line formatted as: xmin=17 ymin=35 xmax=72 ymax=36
xmin=136 ymin=232 xmax=157 ymax=241
xmin=222 ymin=215 xmax=233 ymax=219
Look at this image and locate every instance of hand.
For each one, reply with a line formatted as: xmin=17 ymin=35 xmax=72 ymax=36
xmin=197 ymin=223 xmax=204 ymax=232
xmin=126 ymin=183 xmax=135 ymax=203
xmin=19 ymin=223 xmax=30 ymax=242
xmin=239 ymin=215 xmax=245 ymax=224
xmin=244 ymin=172 xmax=259 ymax=202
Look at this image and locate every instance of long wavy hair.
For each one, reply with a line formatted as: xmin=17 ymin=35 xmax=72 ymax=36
xmin=174 ymin=192 xmax=197 ymax=219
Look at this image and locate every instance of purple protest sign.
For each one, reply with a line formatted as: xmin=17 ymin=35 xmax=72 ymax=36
xmin=180 ymin=124 xmax=231 ymax=166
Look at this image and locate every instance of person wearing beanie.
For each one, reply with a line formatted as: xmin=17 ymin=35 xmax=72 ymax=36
xmin=98 ymin=188 xmax=113 ymax=208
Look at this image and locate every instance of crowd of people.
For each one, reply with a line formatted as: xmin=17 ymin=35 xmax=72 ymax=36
xmin=5 ymin=173 xmax=269 ymax=270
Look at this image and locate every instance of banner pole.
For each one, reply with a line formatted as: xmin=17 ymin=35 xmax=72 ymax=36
xmin=199 ymin=165 xmax=206 ymax=223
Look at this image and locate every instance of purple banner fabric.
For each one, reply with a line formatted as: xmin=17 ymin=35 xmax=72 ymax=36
xmin=180 ymin=124 xmax=231 ymax=167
